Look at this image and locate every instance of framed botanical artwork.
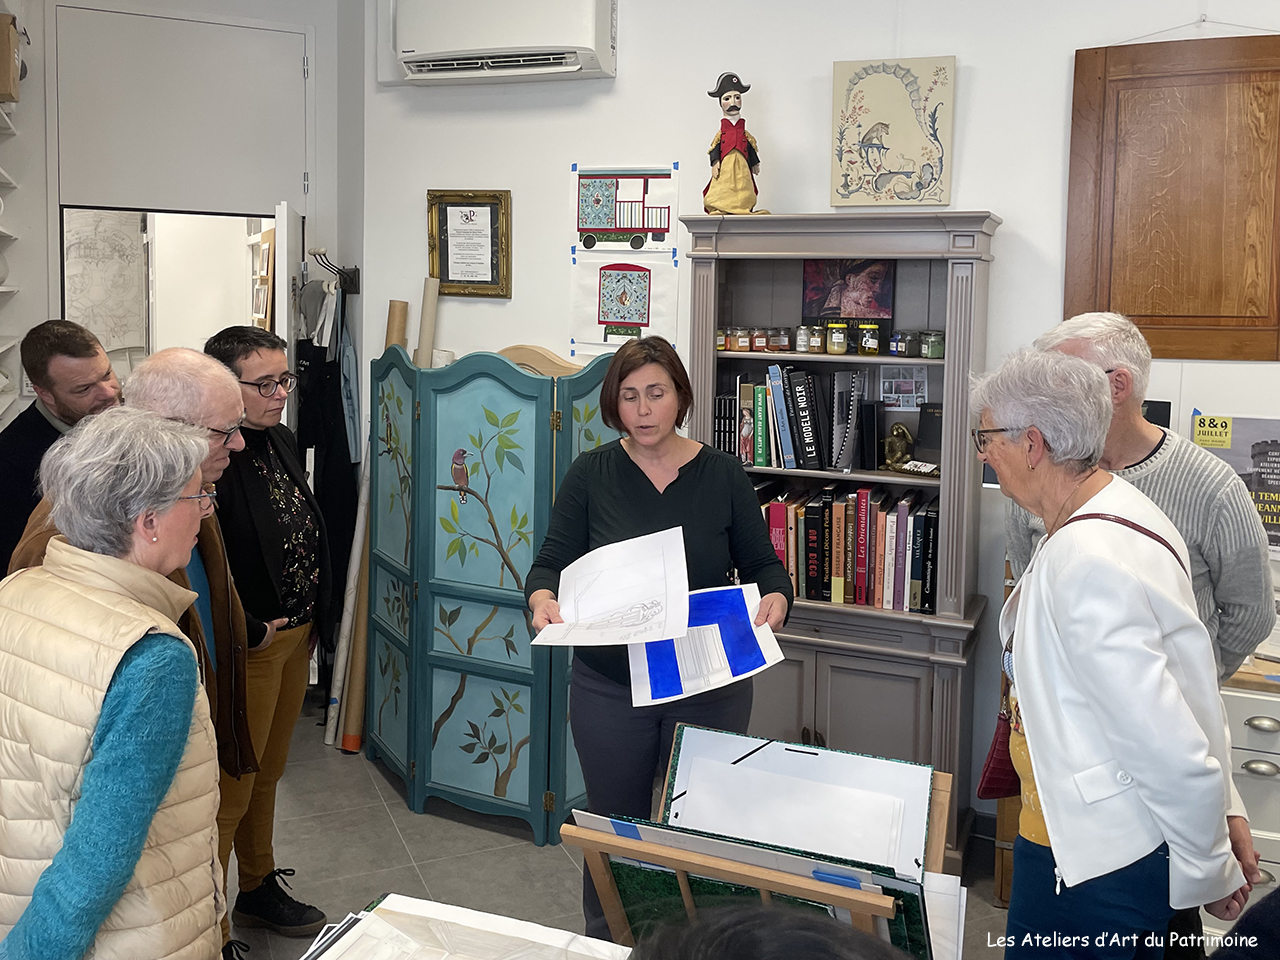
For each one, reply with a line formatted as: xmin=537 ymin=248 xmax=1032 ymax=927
xmin=802 ymin=259 xmax=895 ymax=319
xmin=426 ymin=189 xmax=512 ymax=298
xmin=831 ymin=56 xmax=955 ymax=206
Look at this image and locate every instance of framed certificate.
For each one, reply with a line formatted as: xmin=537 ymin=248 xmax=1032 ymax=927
xmin=426 ymin=189 xmax=512 ymax=298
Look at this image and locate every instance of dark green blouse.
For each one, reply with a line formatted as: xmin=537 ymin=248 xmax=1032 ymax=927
xmin=525 ymin=440 xmax=793 ymax=685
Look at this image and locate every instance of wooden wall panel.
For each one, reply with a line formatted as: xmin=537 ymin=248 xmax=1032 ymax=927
xmin=1064 ymin=37 xmax=1280 ymax=361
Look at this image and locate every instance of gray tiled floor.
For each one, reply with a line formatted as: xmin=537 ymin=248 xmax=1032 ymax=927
xmin=232 ymin=692 xmax=1010 ymax=959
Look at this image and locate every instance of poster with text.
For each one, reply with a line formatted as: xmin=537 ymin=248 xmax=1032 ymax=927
xmin=1192 ymin=412 xmax=1280 ymax=560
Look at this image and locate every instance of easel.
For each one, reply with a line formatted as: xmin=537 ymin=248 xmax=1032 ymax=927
xmin=560 ymin=770 xmax=953 ymax=948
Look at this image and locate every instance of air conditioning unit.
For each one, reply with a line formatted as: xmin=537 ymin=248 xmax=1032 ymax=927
xmin=394 ymin=0 xmax=616 ymax=85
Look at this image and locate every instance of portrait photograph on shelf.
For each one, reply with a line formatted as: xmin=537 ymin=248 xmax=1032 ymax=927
xmin=426 ymin=188 xmax=512 ymax=299
xmin=802 ymin=258 xmax=896 ymax=319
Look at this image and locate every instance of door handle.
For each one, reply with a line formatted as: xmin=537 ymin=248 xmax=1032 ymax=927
xmin=1245 ymin=716 xmax=1280 ymax=733
xmin=801 ymin=726 xmax=811 ymax=745
xmin=815 ymin=730 xmax=827 ymax=749
xmin=1242 ymin=759 xmax=1280 ymax=777
xmin=1259 ymin=868 xmax=1276 ymax=886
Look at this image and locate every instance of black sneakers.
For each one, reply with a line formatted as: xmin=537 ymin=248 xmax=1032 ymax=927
xmin=222 ymin=941 xmax=250 ymax=960
xmin=231 ymin=868 xmax=327 ymax=938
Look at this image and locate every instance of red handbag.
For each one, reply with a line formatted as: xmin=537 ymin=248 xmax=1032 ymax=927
xmin=976 ymin=670 xmax=1020 ymax=800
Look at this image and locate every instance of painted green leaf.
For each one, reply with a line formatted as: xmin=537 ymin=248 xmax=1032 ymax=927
xmin=469 ymin=461 xmax=480 ymax=477
xmin=469 ymin=543 xmax=479 ymax=556
xmin=492 ymin=692 xmax=504 ymax=709
xmin=474 ymin=753 xmax=489 ymax=764
xmin=447 ymin=606 xmax=461 ymax=626
xmin=469 ymin=433 xmax=481 ymax=449
xmin=460 ymin=740 xmax=478 ymax=753
xmin=511 ymin=703 xmax=525 ymax=714
xmin=483 ymin=407 xmax=500 ymax=427
xmin=467 ymin=720 xmax=482 ymax=739
xmin=487 ymin=733 xmax=498 ymax=749
xmin=583 ymin=429 xmax=595 ymax=443
xmin=400 ymin=475 xmax=411 ymax=493
xmin=492 ymin=743 xmax=508 ymax=755
xmin=510 ymin=504 xmax=519 ymax=527
xmin=489 ymin=708 xmax=504 ymax=718
xmin=504 ymin=625 xmax=515 ymax=640
xmin=505 ymin=452 xmax=525 ymax=474
xmin=450 ymin=499 xmax=459 ymax=522
xmin=495 ymin=447 xmax=506 ymax=470
xmin=504 ymin=638 xmax=517 ymax=658
xmin=500 ymin=410 xmax=520 ymax=428
xmin=457 ymin=546 xmax=467 ymax=567
xmin=439 ymin=517 xmax=457 ymax=534
xmin=496 ymin=434 xmax=520 ymax=451
xmin=395 ymin=396 xmax=403 ymax=414
xmin=519 ymin=513 xmax=528 ymax=529
xmin=445 ymin=538 xmax=460 ymax=561
xmin=586 ymin=403 xmax=597 ymax=423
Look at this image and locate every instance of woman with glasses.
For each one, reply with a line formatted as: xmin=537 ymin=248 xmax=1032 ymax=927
xmin=0 ymin=407 xmax=224 ymax=959
xmin=972 ymin=349 xmax=1249 ymax=959
xmin=201 ymin=326 xmax=330 ymax=940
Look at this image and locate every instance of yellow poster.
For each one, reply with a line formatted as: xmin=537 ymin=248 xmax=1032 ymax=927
xmin=1192 ymin=415 xmax=1232 ymax=449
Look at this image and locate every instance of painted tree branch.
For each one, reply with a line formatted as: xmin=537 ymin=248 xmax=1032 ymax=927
xmin=435 ymin=483 xmax=525 ymax=592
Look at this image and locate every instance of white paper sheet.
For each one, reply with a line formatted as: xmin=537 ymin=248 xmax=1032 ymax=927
xmin=531 ymin=528 xmax=689 ymax=647
xmin=923 ymin=871 xmax=965 ymax=960
xmin=446 ymin=205 xmax=493 ymax=282
xmin=627 ymin=584 xmax=783 ymax=706
xmin=678 ymin=758 xmax=906 ymax=868
xmin=314 ymin=895 xmax=630 ymax=960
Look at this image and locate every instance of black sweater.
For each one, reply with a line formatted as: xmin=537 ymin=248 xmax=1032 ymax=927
xmin=0 ymin=402 xmax=61 ymax=573
xmin=525 ymin=440 xmax=793 ymax=685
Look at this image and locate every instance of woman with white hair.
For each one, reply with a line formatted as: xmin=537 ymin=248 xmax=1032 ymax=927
xmin=0 ymin=406 xmax=223 ymax=960
xmin=972 ymin=350 xmax=1249 ymax=958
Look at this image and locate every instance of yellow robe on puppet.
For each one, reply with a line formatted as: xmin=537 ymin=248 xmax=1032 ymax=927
xmin=703 ymin=118 xmax=768 ymax=215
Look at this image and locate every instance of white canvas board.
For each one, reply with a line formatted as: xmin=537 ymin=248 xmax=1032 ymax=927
xmin=923 ymin=871 xmax=964 ymax=960
xmin=663 ymin=726 xmax=934 ymax=882
xmin=532 ymin=528 xmax=689 ymax=647
xmin=678 ymin=758 xmax=905 ymax=869
xmin=317 ymin=894 xmax=630 ymax=960
xmin=627 ymin=584 xmax=783 ymax=706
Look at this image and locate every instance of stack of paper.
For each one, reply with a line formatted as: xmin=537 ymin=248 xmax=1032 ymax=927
xmin=532 ymin=528 xmax=785 ymax=706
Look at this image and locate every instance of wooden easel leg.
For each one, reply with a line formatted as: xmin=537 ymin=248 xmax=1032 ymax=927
xmin=759 ymin=888 xmax=773 ymax=907
xmin=675 ymin=870 xmax=697 ymax=921
xmin=583 ymin=849 xmax=635 ymax=947
xmin=849 ymin=911 xmax=877 ymax=935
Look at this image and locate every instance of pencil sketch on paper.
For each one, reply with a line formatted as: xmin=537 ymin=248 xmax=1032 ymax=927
xmin=531 ymin=527 xmax=689 ymax=648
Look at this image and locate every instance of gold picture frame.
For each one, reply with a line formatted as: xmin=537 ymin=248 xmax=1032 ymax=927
xmin=426 ymin=189 xmax=512 ymax=298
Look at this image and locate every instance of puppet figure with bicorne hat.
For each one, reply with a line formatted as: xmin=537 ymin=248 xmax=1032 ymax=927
xmin=703 ymin=71 xmax=768 ymax=215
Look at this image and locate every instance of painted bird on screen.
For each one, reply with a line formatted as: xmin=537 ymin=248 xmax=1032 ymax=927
xmin=450 ymin=448 xmax=471 ymax=502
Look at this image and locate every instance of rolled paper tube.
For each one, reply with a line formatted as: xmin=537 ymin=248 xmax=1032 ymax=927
xmin=414 ymin=277 xmax=440 ymax=366
xmin=385 ymin=300 xmax=409 ymax=350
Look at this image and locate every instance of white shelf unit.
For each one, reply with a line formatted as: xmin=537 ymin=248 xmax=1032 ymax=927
xmin=0 ymin=109 xmax=15 ymax=137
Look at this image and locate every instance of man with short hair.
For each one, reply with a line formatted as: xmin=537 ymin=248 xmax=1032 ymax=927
xmin=0 ymin=320 xmax=121 ymax=571
xmin=1008 ymin=311 xmax=1275 ymax=959
xmin=205 ymin=325 xmax=331 ymax=941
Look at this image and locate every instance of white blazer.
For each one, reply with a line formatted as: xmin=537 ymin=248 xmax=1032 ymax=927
xmin=1003 ymin=475 xmax=1245 ymax=910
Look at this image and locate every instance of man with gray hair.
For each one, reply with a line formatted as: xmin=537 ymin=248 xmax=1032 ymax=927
xmin=1007 ymin=311 xmax=1274 ymax=957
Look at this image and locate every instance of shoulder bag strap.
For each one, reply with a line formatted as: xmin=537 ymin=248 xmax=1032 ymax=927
xmin=1059 ymin=512 xmax=1189 ymax=579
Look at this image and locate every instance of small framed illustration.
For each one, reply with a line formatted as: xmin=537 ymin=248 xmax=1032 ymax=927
xmin=426 ymin=189 xmax=512 ymax=298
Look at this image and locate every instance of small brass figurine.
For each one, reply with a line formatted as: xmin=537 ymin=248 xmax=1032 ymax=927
xmin=884 ymin=422 xmax=914 ymax=470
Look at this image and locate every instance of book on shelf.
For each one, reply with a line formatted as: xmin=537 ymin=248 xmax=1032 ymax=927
xmin=908 ymin=498 xmax=927 ymax=613
xmin=854 ymin=486 xmax=872 ymax=604
xmin=785 ymin=493 xmax=804 ymax=595
xmin=859 ymin=401 xmax=883 ymax=473
xmin=787 ymin=368 xmax=822 ymax=470
xmin=809 ymin=372 xmax=831 ymax=473
xmin=819 ymin=485 xmax=836 ymax=602
xmin=766 ymin=497 xmax=787 ymax=564
xmin=915 ymin=402 xmax=944 ymax=466
xmin=832 ymin=492 xmax=847 ymax=604
xmin=882 ymin=495 xmax=898 ymax=610
xmin=753 ymin=384 xmax=768 ymax=467
xmin=921 ymin=496 xmax=940 ymax=615
xmin=767 ymin=364 xmax=797 ymax=469
xmin=764 ymin=383 xmax=780 ymax=467
xmin=893 ymin=491 xmax=919 ymax=612
xmin=873 ymin=492 xmax=891 ymax=608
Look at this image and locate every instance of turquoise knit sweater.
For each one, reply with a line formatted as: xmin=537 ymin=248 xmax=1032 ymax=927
xmin=0 ymin=634 xmax=199 ymax=960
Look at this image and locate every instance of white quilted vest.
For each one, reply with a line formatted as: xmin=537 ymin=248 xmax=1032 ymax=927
xmin=0 ymin=537 xmax=223 ymax=959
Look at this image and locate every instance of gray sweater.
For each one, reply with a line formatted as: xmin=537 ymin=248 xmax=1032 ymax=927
xmin=1007 ymin=429 xmax=1275 ymax=680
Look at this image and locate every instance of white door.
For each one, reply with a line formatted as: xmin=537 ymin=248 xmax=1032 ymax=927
xmin=275 ymin=201 xmax=304 ymax=428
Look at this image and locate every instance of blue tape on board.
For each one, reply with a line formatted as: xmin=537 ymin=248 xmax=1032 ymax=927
xmin=812 ymin=869 xmax=862 ymax=889
xmin=646 ymin=639 xmax=684 ymax=700
xmin=689 ymin=589 xmax=765 ymax=677
xmin=673 ymin=161 xmax=679 ymax=170
xmin=572 ymin=162 xmax=578 ymax=171
xmin=610 ymin=819 xmax=643 ymax=840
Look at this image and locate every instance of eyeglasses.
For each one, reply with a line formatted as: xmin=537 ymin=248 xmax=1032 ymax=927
xmin=207 ymin=419 xmax=244 ymax=446
xmin=177 ymin=490 xmax=218 ymax=511
xmin=971 ymin=427 xmax=1016 ymax=454
xmin=239 ymin=373 xmax=298 ymax=397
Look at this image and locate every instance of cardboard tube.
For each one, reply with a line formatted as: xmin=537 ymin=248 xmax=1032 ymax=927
xmin=385 ymin=300 xmax=409 ymax=350
xmin=414 ymin=277 xmax=440 ymax=367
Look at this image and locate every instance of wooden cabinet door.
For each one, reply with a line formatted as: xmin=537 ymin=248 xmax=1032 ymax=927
xmin=748 ymin=641 xmax=816 ymax=743
xmin=815 ymin=652 xmax=932 ymax=763
xmin=1065 ymin=36 xmax=1280 ymax=360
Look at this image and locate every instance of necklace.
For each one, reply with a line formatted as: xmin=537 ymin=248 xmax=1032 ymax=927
xmin=1046 ymin=467 xmax=1098 ymax=537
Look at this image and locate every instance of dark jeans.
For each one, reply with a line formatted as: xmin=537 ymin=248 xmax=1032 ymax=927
xmin=569 ymin=658 xmax=754 ymax=940
xmin=1006 ymin=836 xmax=1175 ymax=960
xmin=1164 ymin=908 xmax=1206 ymax=960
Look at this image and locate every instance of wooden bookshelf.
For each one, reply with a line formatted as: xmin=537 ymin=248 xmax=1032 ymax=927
xmin=682 ymin=211 xmax=1001 ymax=874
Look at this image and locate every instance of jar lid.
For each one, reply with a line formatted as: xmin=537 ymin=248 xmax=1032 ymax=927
xmin=858 ymin=321 xmax=878 ymax=327
xmin=829 ymin=322 xmax=848 ymax=328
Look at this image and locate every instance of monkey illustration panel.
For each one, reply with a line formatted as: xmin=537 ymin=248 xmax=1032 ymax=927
xmin=831 ymin=56 xmax=955 ymax=206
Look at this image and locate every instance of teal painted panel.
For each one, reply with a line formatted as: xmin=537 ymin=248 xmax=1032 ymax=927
xmin=430 ymin=595 xmax=533 ymax=669
xmin=373 ymin=567 xmax=412 ymax=642
xmin=374 ymin=367 xmax=414 ymax=567
xmin=565 ymin=717 xmax=587 ymax=801
xmin=371 ymin=633 xmax=408 ymax=767
xmin=430 ymin=667 xmax=532 ymax=802
xmin=433 ymin=379 xmax=537 ymax=591
xmin=570 ymin=385 xmax=621 ymax=459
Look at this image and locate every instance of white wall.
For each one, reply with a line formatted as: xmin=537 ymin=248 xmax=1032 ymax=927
xmin=150 ymin=214 xmax=254 ymax=353
xmin=362 ymin=0 xmax=1280 ymax=813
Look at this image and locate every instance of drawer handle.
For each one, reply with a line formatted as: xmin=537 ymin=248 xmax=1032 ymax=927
xmin=1259 ymin=868 xmax=1276 ymax=886
xmin=1245 ymin=716 xmax=1280 ymax=733
xmin=1242 ymin=759 xmax=1280 ymax=777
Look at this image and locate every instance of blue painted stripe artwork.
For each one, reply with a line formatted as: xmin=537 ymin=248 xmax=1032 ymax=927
xmin=645 ymin=639 xmax=684 ymax=700
xmin=688 ymin=588 xmax=766 ymax=677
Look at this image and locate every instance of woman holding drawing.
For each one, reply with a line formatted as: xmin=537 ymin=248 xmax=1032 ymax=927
xmin=526 ymin=335 xmax=792 ymax=940
xmin=971 ymin=349 xmax=1249 ymax=959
